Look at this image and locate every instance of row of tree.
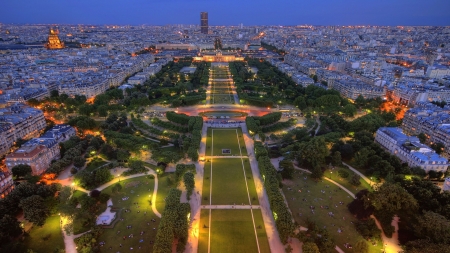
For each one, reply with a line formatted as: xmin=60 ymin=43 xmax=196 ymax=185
xmin=246 ymin=112 xmax=283 ymax=134
xmin=151 ymin=117 xmax=189 ymax=133
xmin=254 ymin=142 xmax=295 ymax=243
xmin=153 ymin=189 xmax=190 ymax=253
xmin=261 ymin=118 xmax=297 ymax=133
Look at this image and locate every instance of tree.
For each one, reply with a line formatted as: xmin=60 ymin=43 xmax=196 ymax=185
xmin=11 ymin=164 xmax=32 ymax=178
xmin=349 ymin=174 xmax=361 ymax=186
xmin=302 ymin=242 xmax=320 ymax=253
xmin=19 ymin=195 xmax=49 ymax=226
xmin=297 ymin=137 xmax=329 ymax=169
xmin=410 ymin=166 xmax=426 ymax=177
xmin=354 ymin=240 xmax=369 ymax=253
xmin=431 ymin=142 xmax=445 ymax=154
xmin=279 ymin=160 xmax=295 ymax=179
xmin=332 ymin=151 xmax=342 ymax=166
xmin=73 ymin=157 xmax=86 ymax=168
xmin=97 ymin=105 xmax=108 ymax=118
xmin=417 ymin=133 xmax=427 ymax=143
xmin=50 ymin=90 xmax=59 ymax=98
xmin=369 ymin=183 xmax=418 ymax=214
xmin=0 ymin=215 xmax=22 ymax=244
xmin=413 ymin=211 xmax=450 ymax=244
xmin=183 ymin=172 xmax=195 ymax=200
xmin=294 ymin=96 xmax=307 ymax=110
xmin=343 ymin=104 xmax=357 ymax=117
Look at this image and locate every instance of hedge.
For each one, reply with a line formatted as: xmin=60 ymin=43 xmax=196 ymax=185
xmin=255 ymin=141 xmax=294 ymax=243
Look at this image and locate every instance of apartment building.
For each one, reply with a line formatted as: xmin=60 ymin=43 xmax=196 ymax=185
xmin=6 ymin=145 xmax=52 ymax=175
xmin=375 ymin=127 xmax=448 ymax=172
xmin=0 ymin=171 xmax=14 ymax=198
xmin=0 ymin=103 xmax=46 ymax=157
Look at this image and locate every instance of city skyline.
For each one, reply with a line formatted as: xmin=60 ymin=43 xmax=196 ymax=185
xmin=1 ymin=0 xmax=450 ymax=26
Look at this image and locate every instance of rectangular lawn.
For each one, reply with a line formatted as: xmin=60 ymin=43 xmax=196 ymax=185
xmin=208 ymin=158 xmax=253 ymax=205
xmin=208 ymin=128 xmax=247 ymax=157
xmin=198 ymin=209 xmax=269 ymax=253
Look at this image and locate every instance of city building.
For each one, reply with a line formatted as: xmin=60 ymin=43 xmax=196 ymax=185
xmin=0 ymin=103 xmax=46 ymax=157
xmin=0 ymin=171 xmax=14 ymax=199
xmin=200 ymin=12 xmax=208 ymax=34
xmin=6 ymin=145 xmax=53 ymax=175
xmin=45 ymin=28 xmax=65 ymax=50
xmin=401 ymin=103 xmax=450 ymax=156
xmin=375 ymin=127 xmax=449 ymax=172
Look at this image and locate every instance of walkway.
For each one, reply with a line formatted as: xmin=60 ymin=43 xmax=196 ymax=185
xmin=342 ymin=162 xmax=375 ymax=186
xmin=200 ymin=205 xmax=261 ymax=209
xmin=204 ymin=155 xmax=248 ymax=158
xmin=185 ymin=123 xmax=208 ymax=253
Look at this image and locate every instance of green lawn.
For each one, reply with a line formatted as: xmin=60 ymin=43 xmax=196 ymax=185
xmin=98 ymin=176 xmax=160 ymax=252
xmin=283 ymin=170 xmax=383 ymax=253
xmin=202 ymin=158 xmax=258 ymax=205
xmin=154 ymin=174 xmax=173 ymax=213
xmin=207 ymin=128 xmax=248 ymax=156
xmin=198 ymin=209 xmax=270 ymax=253
xmin=24 ymin=215 xmax=65 ymax=253
xmin=325 ymin=166 xmax=373 ymax=194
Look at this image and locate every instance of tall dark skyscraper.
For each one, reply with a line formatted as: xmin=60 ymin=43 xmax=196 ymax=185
xmin=200 ymin=12 xmax=208 ymax=34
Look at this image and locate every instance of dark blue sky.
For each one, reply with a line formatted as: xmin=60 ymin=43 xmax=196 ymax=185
xmin=1 ymin=0 xmax=449 ymax=26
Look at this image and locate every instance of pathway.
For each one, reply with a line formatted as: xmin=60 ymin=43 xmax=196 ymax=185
xmin=204 ymin=155 xmax=248 ymax=158
xmin=185 ymin=123 xmax=208 ymax=253
xmin=200 ymin=204 xmax=261 ymax=209
xmin=342 ymin=162 xmax=375 ymax=186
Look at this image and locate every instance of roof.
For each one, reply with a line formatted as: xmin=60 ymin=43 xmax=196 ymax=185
xmin=6 ymin=145 xmax=47 ymax=159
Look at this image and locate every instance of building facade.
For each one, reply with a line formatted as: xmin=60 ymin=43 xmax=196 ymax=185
xmin=0 ymin=103 xmax=46 ymax=157
xmin=6 ymin=145 xmax=52 ymax=175
xmin=0 ymin=171 xmax=14 ymax=199
xmin=375 ymin=127 xmax=449 ymax=172
xmin=200 ymin=12 xmax=208 ymax=34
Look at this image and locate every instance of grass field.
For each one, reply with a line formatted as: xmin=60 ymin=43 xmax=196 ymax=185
xmin=98 ymin=176 xmax=160 ymax=252
xmin=283 ymin=170 xmax=383 ymax=253
xmin=154 ymin=174 xmax=173 ymax=213
xmin=24 ymin=215 xmax=65 ymax=253
xmin=198 ymin=209 xmax=270 ymax=253
xmin=325 ymin=166 xmax=373 ymax=194
xmin=202 ymin=158 xmax=258 ymax=205
xmin=210 ymin=66 xmax=234 ymax=104
xmin=199 ymin=126 xmax=268 ymax=253
xmin=207 ymin=128 xmax=248 ymax=156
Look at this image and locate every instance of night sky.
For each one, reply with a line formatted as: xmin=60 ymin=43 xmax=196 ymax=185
xmin=1 ymin=0 xmax=449 ymax=26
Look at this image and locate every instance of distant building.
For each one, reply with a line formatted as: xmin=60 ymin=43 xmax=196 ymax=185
xmin=45 ymin=28 xmax=65 ymax=50
xmin=200 ymin=12 xmax=208 ymax=34
xmin=375 ymin=127 xmax=449 ymax=172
